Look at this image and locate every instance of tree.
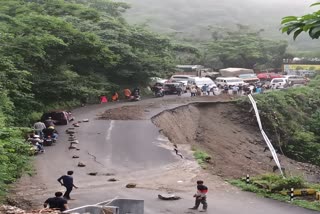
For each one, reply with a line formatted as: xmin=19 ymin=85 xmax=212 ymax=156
xmin=281 ymin=3 xmax=320 ymax=40
xmin=202 ymin=28 xmax=288 ymax=69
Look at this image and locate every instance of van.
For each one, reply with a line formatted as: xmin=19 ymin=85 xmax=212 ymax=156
xmin=187 ymin=77 xmax=216 ymax=90
xmin=269 ymin=78 xmax=288 ymax=88
xmin=215 ymin=77 xmax=246 ymax=87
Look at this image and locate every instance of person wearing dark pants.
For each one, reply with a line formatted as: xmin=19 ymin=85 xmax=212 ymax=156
xmin=189 ymin=180 xmax=208 ymax=212
xmin=57 ymin=171 xmax=78 ymax=200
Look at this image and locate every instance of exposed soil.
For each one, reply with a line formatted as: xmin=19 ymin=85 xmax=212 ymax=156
xmin=152 ymin=102 xmax=320 ymax=181
xmin=99 ymin=105 xmax=146 ymax=120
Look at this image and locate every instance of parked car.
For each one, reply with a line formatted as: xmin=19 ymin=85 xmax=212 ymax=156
xmin=170 ymin=75 xmax=195 ymax=90
xmin=163 ymin=82 xmax=185 ymax=95
xmin=215 ymin=77 xmax=246 ymax=88
xmin=41 ymin=111 xmax=74 ymax=125
xmin=284 ymin=75 xmax=307 ymax=86
xmin=269 ymin=78 xmax=288 ymax=89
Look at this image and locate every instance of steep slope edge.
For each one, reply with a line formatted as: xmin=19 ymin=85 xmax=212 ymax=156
xmin=152 ymin=102 xmax=320 ymax=181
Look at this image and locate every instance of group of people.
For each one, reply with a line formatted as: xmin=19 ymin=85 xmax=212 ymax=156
xmin=44 ymin=170 xmax=78 ymax=212
xmin=219 ymin=83 xmax=266 ymax=96
xmin=105 ymin=87 xmax=141 ymax=102
xmin=27 ymin=117 xmax=59 ymax=153
xmin=190 ymin=84 xmax=216 ymax=97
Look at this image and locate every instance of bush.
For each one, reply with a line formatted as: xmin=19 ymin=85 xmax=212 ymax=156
xmin=253 ymin=174 xmax=305 ymax=192
xmin=0 ymin=127 xmax=32 ymax=201
xmin=229 ymin=174 xmax=320 ymax=211
xmin=193 ymin=150 xmax=211 ymax=165
xmin=238 ymin=77 xmax=320 ymax=166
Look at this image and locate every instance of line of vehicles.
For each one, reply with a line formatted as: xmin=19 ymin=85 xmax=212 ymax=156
xmin=150 ymin=68 xmax=309 ymax=96
xmin=27 ymin=111 xmax=75 ymax=154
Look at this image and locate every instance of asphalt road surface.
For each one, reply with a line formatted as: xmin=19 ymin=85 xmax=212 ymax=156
xmin=29 ymin=98 xmax=317 ymax=214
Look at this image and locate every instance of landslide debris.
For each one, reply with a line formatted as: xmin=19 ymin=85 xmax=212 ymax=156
xmin=99 ymin=105 xmax=145 ymax=120
xmin=152 ymin=102 xmax=320 ymax=181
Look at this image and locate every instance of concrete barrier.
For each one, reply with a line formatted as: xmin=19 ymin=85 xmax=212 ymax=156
xmin=63 ymin=205 xmax=119 ymax=214
xmin=63 ymin=198 xmax=144 ymax=214
xmin=98 ymin=199 xmax=144 ymax=214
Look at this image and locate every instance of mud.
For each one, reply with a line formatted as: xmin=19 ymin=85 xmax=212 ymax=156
xmin=152 ymin=102 xmax=320 ymax=181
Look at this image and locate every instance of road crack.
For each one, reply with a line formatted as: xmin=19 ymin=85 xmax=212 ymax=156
xmin=87 ymin=151 xmax=105 ymax=166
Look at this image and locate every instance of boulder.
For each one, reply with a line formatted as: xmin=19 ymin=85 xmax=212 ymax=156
xmin=108 ymin=178 xmax=118 ymax=182
xmin=72 ymin=155 xmax=79 ymax=158
xmin=69 ymin=145 xmax=77 ymax=150
xmin=70 ymin=140 xmax=79 ymax=144
xmin=126 ymin=183 xmax=137 ymax=188
xmin=158 ymin=194 xmax=181 ymax=200
xmin=78 ymin=162 xmax=86 ymax=167
xmin=88 ymin=172 xmax=98 ymax=176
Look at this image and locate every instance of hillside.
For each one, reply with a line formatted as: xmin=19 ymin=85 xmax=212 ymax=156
xmin=121 ymin=0 xmax=320 ymax=52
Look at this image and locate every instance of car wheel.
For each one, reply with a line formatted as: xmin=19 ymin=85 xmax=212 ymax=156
xmin=62 ymin=120 xmax=68 ymax=125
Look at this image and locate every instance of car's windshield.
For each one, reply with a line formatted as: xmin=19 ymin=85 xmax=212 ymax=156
xmin=173 ymin=77 xmax=189 ymax=81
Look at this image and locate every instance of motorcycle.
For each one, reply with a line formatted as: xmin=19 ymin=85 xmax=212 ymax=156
xmin=129 ymin=91 xmax=141 ymax=101
xmin=43 ymin=135 xmax=54 ymax=146
xmin=155 ymin=88 xmax=164 ymax=97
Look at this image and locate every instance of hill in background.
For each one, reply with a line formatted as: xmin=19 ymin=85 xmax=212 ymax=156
xmin=121 ymin=0 xmax=320 ymax=53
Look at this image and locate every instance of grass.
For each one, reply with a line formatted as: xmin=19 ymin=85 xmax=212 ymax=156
xmin=193 ymin=148 xmax=211 ymax=167
xmin=229 ymin=174 xmax=320 ymax=211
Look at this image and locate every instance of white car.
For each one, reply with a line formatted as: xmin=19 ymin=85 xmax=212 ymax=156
xmin=215 ymin=77 xmax=246 ymax=88
xmin=270 ymin=78 xmax=288 ymax=89
xmin=187 ymin=77 xmax=216 ymax=90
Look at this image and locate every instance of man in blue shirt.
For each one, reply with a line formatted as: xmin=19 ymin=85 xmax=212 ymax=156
xmin=57 ymin=171 xmax=78 ymax=200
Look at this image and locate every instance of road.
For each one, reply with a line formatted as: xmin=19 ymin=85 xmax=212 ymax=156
xmin=15 ymin=96 xmax=318 ymax=214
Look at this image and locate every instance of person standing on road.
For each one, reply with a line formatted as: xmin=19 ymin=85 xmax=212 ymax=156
xmin=176 ymin=85 xmax=182 ymax=96
xmin=33 ymin=120 xmax=46 ymax=138
xmin=201 ymin=84 xmax=208 ymax=96
xmin=44 ymin=192 xmax=68 ymax=212
xmin=189 ymin=180 xmax=208 ymax=212
xmin=190 ymin=85 xmax=197 ymax=97
xmin=57 ymin=171 xmax=78 ymax=200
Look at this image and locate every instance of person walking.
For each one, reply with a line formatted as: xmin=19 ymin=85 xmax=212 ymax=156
xmin=44 ymin=192 xmax=68 ymax=212
xmin=189 ymin=180 xmax=208 ymax=212
xmin=57 ymin=171 xmax=78 ymax=200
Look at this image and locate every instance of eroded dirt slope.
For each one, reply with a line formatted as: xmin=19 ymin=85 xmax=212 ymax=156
xmin=153 ymin=102 xmax=320 ymax=181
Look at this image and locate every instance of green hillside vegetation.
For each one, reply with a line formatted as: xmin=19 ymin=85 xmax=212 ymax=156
xmin=122 ymin=0 xmax=320 ymax=54
xmin=0 ymin=0 xmax=195 ymax=199
xmin=238 ymin=77 xmax=320 ymax=165
xmin=0 ymin=0 xmax=194 ymax=125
